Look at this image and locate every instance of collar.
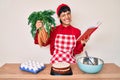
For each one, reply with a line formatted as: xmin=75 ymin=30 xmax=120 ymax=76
xmin=59 ymin=24 xmax=72 ymax=29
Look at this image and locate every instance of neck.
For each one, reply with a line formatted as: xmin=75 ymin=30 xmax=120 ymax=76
xmin=62 ymin=24 xmax=70 ymax=27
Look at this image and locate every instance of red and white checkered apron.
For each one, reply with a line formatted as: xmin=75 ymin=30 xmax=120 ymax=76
xmin=51 ymin=34 xmax=76 ymax=63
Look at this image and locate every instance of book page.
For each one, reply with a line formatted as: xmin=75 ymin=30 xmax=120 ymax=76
xmin=77 ymin=21 xmax=102 ymax=41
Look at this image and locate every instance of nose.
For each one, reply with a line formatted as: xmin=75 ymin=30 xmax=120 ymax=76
xmin=65 ymin=14 xmax=69 ymax=19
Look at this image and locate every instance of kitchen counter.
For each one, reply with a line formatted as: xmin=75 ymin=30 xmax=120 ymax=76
xmin=0 ymin=63 xmax=120 ymax=80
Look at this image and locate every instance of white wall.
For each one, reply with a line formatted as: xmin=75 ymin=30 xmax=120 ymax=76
xmin=0 ymin=0 xmax=120 ymax=67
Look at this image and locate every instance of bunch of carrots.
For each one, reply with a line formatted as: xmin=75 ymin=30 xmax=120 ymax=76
xmin=37 ymin=27 xmax=48 ymax=46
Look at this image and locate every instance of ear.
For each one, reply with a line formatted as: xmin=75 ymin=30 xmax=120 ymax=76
xmin=58 ymin=16 xmax=60 ymax=20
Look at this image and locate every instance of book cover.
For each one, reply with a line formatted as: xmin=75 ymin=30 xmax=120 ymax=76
xmin=77 ymin=21 xmax=101 ymax=41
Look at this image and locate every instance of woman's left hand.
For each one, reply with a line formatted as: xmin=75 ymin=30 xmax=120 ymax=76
xmin=81 ymin=37 xmax=89 ymax=46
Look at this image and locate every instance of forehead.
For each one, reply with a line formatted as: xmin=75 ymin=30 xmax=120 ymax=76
xmin=60 ymin=11 xmax=71 ymax=15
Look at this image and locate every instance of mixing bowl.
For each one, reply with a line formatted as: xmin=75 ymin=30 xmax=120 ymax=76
xmin=77 ymin=57 xmax=104 ymax=74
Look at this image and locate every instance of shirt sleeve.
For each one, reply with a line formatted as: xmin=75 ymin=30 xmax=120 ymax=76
xmin=73 ymin=29 xmax=84 ymax=56
xmin=34 ymin=30 xmax=39 ymax=44
xmin=73 ymin=41 xmax=84 ymax=56
xmin=49 ymin=27 xmax=56 ymax=55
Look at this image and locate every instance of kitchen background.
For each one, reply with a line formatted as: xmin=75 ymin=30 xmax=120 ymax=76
xmin=0 ymin=0 xmax=120 ymax=67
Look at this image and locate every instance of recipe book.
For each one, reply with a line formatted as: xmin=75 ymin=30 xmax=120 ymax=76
xmin=77 ymin=21 xmax=102 ymax=41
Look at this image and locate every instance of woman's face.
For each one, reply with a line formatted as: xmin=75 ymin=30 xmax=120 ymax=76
xmin=59 ymin=11 xmax=71 ymax=27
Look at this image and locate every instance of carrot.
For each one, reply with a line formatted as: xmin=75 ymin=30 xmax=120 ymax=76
xmin=40 ymin=27 xmax=48 ymax=44
xmin=38 ymin=27 xmax=48 ymax=47
xmin=38 ymin=30 xmax=43 ymax=47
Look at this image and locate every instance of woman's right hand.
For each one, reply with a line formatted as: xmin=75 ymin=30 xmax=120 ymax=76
xmin=35 ymin=20 xmax=43 ymax=29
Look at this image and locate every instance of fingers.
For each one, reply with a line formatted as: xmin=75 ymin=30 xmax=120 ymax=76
xmin=81 ymin=37 xmax=89 ymax=45
xmin=35 ymin=20 xmax=43 ymax=29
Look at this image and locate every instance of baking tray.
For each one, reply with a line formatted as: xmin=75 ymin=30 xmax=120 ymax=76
xmin=50 ymin=67 xmax=73 ymax=75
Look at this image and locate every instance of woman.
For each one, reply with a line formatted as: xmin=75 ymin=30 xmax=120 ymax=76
xmin=48 ymin=4 xmax=88 ymax=63
xmin=35 ymin=4 xmax=87 ymax=63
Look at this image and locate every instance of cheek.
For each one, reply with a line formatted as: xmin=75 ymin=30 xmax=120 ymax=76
xmin=59 ymin=17 xmax=65 ymax=22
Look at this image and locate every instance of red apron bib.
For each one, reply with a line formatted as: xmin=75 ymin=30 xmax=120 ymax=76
xmin=51 ymin=34 xmax=76 ymax=63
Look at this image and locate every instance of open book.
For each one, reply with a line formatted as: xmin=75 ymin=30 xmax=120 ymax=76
xmin=77 ymin=21 xmax=102 ymax=41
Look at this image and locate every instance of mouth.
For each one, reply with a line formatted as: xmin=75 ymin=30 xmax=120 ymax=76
xmin=64 ymin=19 xmax=71 ymax=23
